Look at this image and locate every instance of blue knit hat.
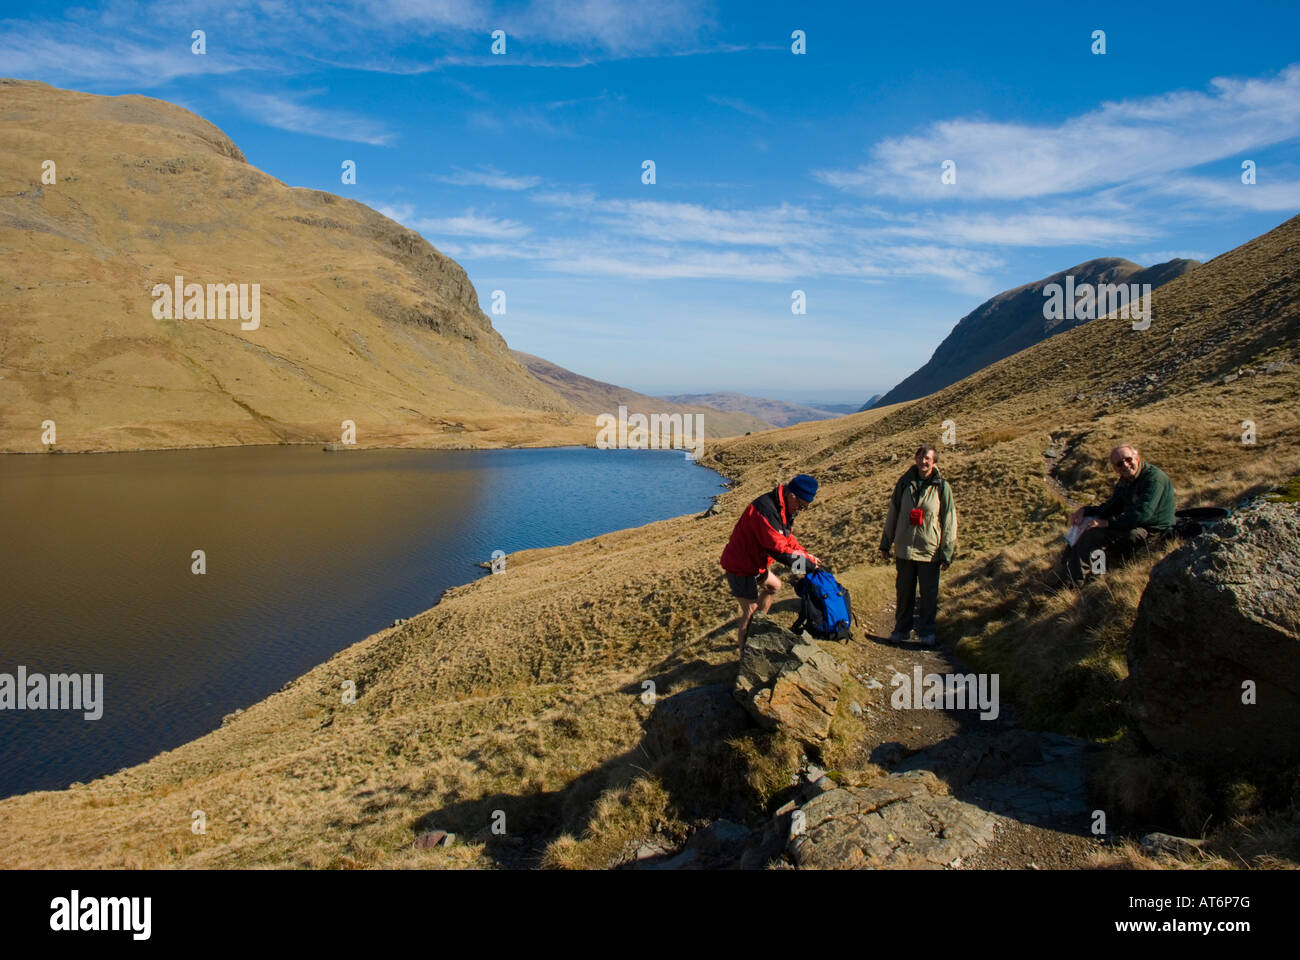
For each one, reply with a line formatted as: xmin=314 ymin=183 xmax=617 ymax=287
xmin=787 ymin=474 xmax=818 ymax=502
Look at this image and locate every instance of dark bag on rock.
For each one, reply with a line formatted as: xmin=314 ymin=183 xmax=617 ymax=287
xmin=1173 ymin=506 xmax=1231 ymax=540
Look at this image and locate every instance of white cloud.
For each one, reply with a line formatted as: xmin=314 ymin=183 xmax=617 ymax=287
xmin=234 ymin=91 xmax=395 ymax=145
xmin=435 ymin=166 xmax=542 ymax=190
xmin=815 ymin=65 xmax=1300 ymax=201
xmin=870 ymin=211 xmax=1161 ymax=247
xmin=508 ymin=0 xmax=713 ymax=53
xmin=374 ymin=203 xmax=531 ymax=239
xmin=0 ymin=0 xmax=726 ymax=85
xmin=532 ymin=194 xmax=829 ymax=247
xmin=0 ymin=23 xmax=265 ymax=86
xmin=413 ymin=211 xmax=532 ymax=239
xmin=1149 ymin=174 xmax=1300 ymax=212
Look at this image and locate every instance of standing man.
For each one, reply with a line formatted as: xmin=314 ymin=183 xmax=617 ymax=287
xmin=1061 ymin=443 xmax=1175 ymax=583
xmin=720 ymin=474 xmax=821 ymax=653
xmin=880 ymin=445 xmax=957 ymax=646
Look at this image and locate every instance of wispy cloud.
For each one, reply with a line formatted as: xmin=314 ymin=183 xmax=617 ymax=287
xmin=0 ymin=0 xmax=727 ymax=85
xmin=533 ymin=194 xmax=829 ymax=246
xmin=707 ymin=94 xmax=767 ymax=120
xmin=869 ymin=211 xmax=1161 ymax=246
xmin=0 ymin=22 xmax=265 ymax=86
xmin=506 ymin=0 xmax=714 ymax=53
xmin=1149 ymin=173 xmax=1300 ymax=211
xmin=232 ymin=90 xmax=395 ymax=145
xmin=814 ymin=65 xmax=1300 ymax=202
xmin=417 ymin=211 xmax=533 ymax=239
xmin=374 ymin=203 xmax=531 ymax=239
xmin=382 ymin=193 xmax=1003 ymax=293
xmin=435 ymin=166 xmax=542 ymax=190
xmin=544 ymin=90 xmax=616 ymax=110
xmin=466 ymin=106 xmax=568 ymax=136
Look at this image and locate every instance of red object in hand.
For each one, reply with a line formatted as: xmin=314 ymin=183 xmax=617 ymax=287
xmin=909 ymin=508 xmax=924 ymax=526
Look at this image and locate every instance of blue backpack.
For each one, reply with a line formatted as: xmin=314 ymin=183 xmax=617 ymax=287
xmin=792 ymin=569 xmax=856 ymax=642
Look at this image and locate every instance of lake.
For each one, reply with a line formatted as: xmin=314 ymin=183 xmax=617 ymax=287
xmin=0 ymin=445 xmax=726 ymax=798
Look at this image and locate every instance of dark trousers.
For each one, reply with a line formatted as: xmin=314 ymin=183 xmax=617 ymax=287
xmin=1062 ymin=526 xmax=1152 ymax=582
xmin=894 ymin=557 xmax=942 ymax=635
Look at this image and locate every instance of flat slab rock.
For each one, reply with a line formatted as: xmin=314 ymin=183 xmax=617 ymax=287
xmin=892 ymin=729 xmax=1091 ymax=828
xmin=789 ymin=771 xmax=997 ymax=869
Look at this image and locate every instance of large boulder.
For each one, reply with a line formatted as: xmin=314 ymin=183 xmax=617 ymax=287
xmin=1127 ymin=500 xmax=1300 ymax=764
xmin=733 ymin=616 xmax=842 ymax=743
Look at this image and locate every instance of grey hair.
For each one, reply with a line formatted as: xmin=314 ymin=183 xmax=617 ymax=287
xmin=916 ymin=444 xmax=938 ymax=462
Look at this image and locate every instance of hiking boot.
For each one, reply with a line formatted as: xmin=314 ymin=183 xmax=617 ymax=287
xmin=917 ymin=633 xmax=937 ymax=647
xmin=888 ymin=630 xmax=910 ymax=643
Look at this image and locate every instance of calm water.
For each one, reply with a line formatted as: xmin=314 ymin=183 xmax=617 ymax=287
xmin=0 ymin=445 xmax=725 ymax=798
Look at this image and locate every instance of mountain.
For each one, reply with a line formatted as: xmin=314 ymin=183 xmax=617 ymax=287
xmin=513 ymin=352 xmax=771 ymax=437
xmin=659 ymin=391 xmax=847 ymax=428
xmin=0 ymin=80 xmax=588 ymax=453
xmin=2 ymin=207 xmax=1295 ymax=869
xmin=857 ymin=393 xmax=883 ymax=413
xmin=870 ymin=257 xmax=1199 ymax=409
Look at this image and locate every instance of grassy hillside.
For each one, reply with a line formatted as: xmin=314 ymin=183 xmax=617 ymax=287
xmin=0 ymin=79 xmax=592 ymax=453
xmin=0 ymin=202 xmax=1295 ymax=868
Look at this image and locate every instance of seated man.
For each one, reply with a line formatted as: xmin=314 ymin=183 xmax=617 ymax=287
xmin=1061 ymin=443 xmax=1175 ymax=583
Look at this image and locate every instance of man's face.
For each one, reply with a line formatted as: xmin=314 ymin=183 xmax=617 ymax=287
xmin=916 ymin=449 xmax=936 ymax=477
xmin=787 ymin=491 xmax=806 ymax=515
xmin=1110 ymin=447 xmax=1140 ymax=481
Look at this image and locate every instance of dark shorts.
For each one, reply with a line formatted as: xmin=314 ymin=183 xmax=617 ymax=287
xmin=726 ymin=570 xmax=767 ymax=601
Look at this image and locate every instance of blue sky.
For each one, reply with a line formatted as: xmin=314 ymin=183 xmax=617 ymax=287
xmin=4 ymin=1 xmax=1300 ymax=405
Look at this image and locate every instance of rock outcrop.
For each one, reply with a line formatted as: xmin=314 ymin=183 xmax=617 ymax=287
xmin=1127 ymin=499 xmax=1300 ymax=765
xmin=732 ymin=617 xmax=842 ymax=743
xmin=788 ymin=772 xmax=998 ymax=869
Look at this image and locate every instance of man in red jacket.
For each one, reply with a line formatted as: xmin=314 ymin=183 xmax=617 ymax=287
xmin=720 ymin=474 xmax=821 ymax=653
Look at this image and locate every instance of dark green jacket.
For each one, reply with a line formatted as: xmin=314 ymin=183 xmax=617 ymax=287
xmin=1084 ymin=462 xmax=1176 ymax=532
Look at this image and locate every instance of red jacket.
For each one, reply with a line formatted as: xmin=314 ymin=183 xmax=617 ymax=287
xmin=720 ymin=484 xmax=818 ymax=576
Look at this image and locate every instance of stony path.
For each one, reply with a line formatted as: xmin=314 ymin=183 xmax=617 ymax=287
xmin=816 ymin=600 xmax=1105 ymax=869
xmin=631 ymin=593 xmax=1110 ymax=870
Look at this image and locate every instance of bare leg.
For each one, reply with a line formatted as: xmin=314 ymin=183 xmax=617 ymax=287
xmin=736 ymin=599 xmax=759 ymax=652
xmin=738 ymin=571 xmax=783 ymax=652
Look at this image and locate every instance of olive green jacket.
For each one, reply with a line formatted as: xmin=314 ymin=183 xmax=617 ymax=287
xmin=881 ymin=466 xmax=957 ymax=564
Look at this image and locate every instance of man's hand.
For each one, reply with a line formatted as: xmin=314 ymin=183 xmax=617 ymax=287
xmin=1081 ymin=517 xmax=1105 ymax=532
xmin=879 ymin=544 xmax=891 ymax=557
xmin=941 ymin=561 xmax=950 ymax=571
